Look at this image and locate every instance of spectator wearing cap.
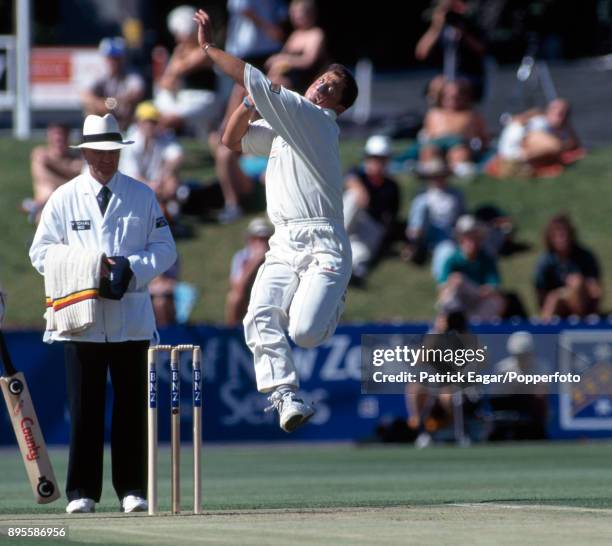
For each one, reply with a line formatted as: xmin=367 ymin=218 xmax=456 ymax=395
xmin=405 ymin=158 xmax=464 ymax=279
xmin=25 ymin=122 xmax=83 ymax=223
xmin=535 ymin=214 xmax=602 ymax=321
xmin=119 ymin=101 xmax=185 ymax=206
xmin=437 ymin=214 xmax=504 ymax=321
xmin=343 ymin=136 xmax=400 ymax=284
xmin=155 ymin=5 xmax=217 ymax=135
xmin=490 ymin=331 xmax=548 ymax=440
xmin=81 ymin=38 xmax=145 ymax=131
xmin=225 ymin=217 xmax=274 ymax=326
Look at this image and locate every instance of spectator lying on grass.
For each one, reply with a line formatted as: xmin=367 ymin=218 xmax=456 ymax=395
xmin=491 ymin=98 xmax=585 ymax=178
xmin=535 ymin=213 xmax=602 ymax=321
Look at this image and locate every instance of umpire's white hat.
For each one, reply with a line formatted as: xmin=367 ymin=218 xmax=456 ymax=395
xmin=71 ymin=114 xmax=134 ymax=151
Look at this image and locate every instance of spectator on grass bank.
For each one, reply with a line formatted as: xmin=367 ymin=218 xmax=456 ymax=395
xmin=535 ymin=214 xmax=602 ymax=321
xmin=154 ymin=5 xmax=217 ymax=135
xmin=209 ymin=0 xmax=288 ymax=224
xmin=419 ymin=79 xmax=488 ymax=178
xmin=264 ymin=0 xmax=328 ymax=94
xmin=404 ymin=158 xmax=464 ymax=279
xmin=437 ymin=215 xmax=505 ymax=321
xmin=24 ymin=122 xmax=83 ymax=224
xmin=343 ymin=136 xmax=400 ymax=285
xmin=225 ymin=217 xmax=274 ymax=326
xmin=492 ymin=99 xmax=585 ymax=178
xmin=81 ymin=38 xmax=145 ymax=131
xmin=415 ymin=0 xmax=487 ymax=101
xmin=119 ymin=102 xmax=185 ymax=206
xmin=149 ymin=260 xmax=181 ymax=328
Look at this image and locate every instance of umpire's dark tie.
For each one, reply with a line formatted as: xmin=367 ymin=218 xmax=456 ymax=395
xmin=97 ymin=185 xmax=111 ymax=216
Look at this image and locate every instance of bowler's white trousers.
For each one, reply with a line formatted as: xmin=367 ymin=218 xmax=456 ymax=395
xmin=244 ymin=219 xmax=351 ymax=392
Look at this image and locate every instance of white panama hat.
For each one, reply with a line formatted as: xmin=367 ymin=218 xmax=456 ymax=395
xmin=71 ymin=114 xmax=134 ymax=151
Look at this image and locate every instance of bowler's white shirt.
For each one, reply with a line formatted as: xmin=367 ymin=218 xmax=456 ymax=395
xmin=29 ymin=170 xmax=177 ymax=343
xmin=242 ymin=64 xmax=344 ymax=225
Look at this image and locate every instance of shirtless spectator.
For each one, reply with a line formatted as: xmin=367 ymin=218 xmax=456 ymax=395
xmin=495 ymin=99 xmax=585 ymax=178
xmin=120 ymin=101 xmax=185 ymax=206
xmin=225 ymin=217 xmax=274 ymax=326
xmin=24 ymin=122 xmax=83 ymax=223
xmin=81 ymin=37 xmax=145 ymax=131
xmin=535 ymin=214 xmax=602 ymax=321
xmin=420 ymin=79 xmax=488 ymax=178
xmin=155 ymin=5 xmax=216 ymax=134
xmin=437 ymin=215 xmax=505 ymax=321
xmin=264 ymin=0 xmax=328 ymax=93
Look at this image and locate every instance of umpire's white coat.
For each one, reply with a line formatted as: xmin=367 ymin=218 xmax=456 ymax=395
xmin=241 ymin=65 xmax=352 ymax=392
xmin=29 ymin=170 xmax=177 ymax=343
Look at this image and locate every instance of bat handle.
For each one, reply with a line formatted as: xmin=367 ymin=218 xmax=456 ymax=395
xmin=0 ymin=330 xmax=18 ymax=377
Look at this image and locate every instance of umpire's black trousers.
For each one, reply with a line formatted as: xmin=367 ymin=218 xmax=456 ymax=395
xmin=64 ymin=340 xmax=148 ymax=502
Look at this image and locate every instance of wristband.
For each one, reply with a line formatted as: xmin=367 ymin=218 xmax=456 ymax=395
xmin=243 ymin=96 xmax=254 ymax=110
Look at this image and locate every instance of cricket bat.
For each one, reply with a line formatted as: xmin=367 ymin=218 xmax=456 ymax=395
xmin=0 ymin=331 xmax=60 ymax=504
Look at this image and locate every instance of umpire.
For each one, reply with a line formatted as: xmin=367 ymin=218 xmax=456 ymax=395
xmin=29 ymin=114 xmax=177 ymax=513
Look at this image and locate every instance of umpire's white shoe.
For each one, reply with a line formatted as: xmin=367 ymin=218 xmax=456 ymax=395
xmin=121 ymin=495 xmax=148 ymax=513
xmin=265 ymin=389 xmax=315 ymax=433
xmin=66 ymin=498 xmax=95 ymax=514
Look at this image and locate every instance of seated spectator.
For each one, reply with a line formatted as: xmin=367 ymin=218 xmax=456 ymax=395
xmin=437 ymin=215 xmax=505 ymax=321
xmin=405 ymin=159 xmax=464 ymax=278
xmin=535 ymin=214 xmax=602 ymax=321
xmin=494 ymin=99 xmax=585 ymax=178
xmin=420 ymin=79 xmax=488 ymax=178
xmin=343 ymin=136 xmax=400 ymax=284
xmin=81 ymin=37 xmax=145 ymax=131
xmin=489 ymin=331 xmax=547 ymax=440
xmin=155 ymin=5 xmax=216 ymax=135
xmin=24 ymin=122 xmax=83 ymax=223
xmin=209 ymin=0 xmax=287 ymax=223
xmin=119 ymin=101 xmax=184 ymax=206
xmin=149 ymin=260 xmax=180 ymax=328
xmin=264 ymin=0 xmax=328 ymax=93
xmin=225 ymin=217 xmax=274 ymax=326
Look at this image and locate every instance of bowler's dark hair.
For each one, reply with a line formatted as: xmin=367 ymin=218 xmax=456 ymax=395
xmin=327 ymin=63 xmax=358 ymax=110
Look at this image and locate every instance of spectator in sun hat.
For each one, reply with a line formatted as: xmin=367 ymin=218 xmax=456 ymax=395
xmin=154 ymin=5 xmax=217 ymax=135
xmin=120 ymin=101 xmax=185 ymax=206
xmin=343 ymin=135 xmax=400 ymax=284
xmin=81 ymin=37 xmax=146 ymax=131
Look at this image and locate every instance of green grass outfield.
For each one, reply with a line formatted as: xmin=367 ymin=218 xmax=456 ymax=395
xmin=3 ymin=138 xmax=612 ymax=327
xmin=1 ymin=442 xmax=611 ymax=545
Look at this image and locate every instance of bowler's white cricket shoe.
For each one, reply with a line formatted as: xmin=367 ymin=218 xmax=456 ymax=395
xmin=265 ymin=390 xmax=315 ymax=433
xmin=121 ymin=495 xmax=148 ymax=513
xmin=66 ymin=498 xmax=95 ymax=514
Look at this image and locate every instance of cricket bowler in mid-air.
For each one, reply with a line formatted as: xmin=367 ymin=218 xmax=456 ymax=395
xmin=194 ymin=9 xmax=358 ymax=432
